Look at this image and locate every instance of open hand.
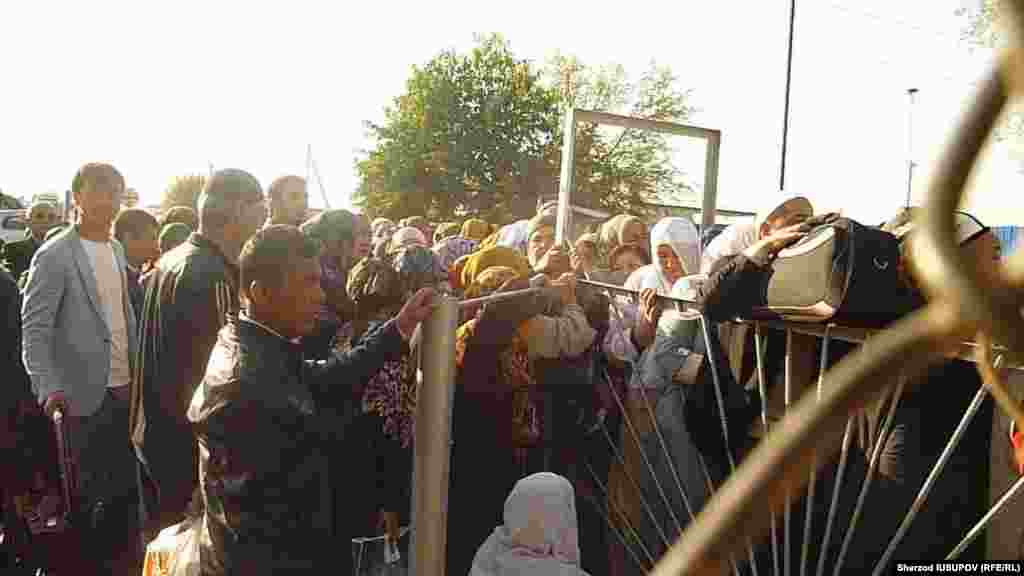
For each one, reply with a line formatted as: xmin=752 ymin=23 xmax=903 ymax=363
xmin=396 ymin=288 xmax=437 ymax=341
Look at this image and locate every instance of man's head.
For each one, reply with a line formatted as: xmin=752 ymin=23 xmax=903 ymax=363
xmin=27 ymin=201 xmax=59 ymax=242
xmin=756 ymin=196 xmax=814 ymax=240
xmin=161 ymin=205 xmax=198 ymax=231
xmin=113 ymin=208 xmax=160 ymax=268
xmin=903 ymin=210 xmax=1003 ymax=293
xmin=197 ymin=169 xmax=265 ymax=261
xmin=72 ymin=162 xmax=125 ymax=233
xmin=267 ymin=175 xmax=308 ymax=227
xmin=300 ymin=209 xmax=356 ymax=269
xmin=240 ymin=225 xmax=323 ymax=339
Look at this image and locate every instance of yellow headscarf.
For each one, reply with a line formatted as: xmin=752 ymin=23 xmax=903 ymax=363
xmin=460 ymin=246 xmax=531 ymax=292
xmin=464 ymin=266 xmax=523 ymax=299
xmin=462 ymin=218 xmax=492 ymax=242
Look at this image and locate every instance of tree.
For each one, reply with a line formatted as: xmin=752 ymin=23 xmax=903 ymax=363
xmin=544 ymin=54 xmax=698 ymax=217
xmin=161 ymin=175 xmax=207 ymax=211
xmin=354 ymin=34 xmax=697 ymax=222
xmin=957 ymin=0 xmax=1024 ymax=152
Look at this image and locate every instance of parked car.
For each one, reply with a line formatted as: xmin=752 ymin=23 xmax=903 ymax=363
xmin=0 ymin=209 xmax=27 ymax=246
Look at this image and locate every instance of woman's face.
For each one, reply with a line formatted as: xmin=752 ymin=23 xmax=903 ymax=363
xmin=963 ymin=230 xmax=1004 ymax=287
xmin=656 ymin=244 xmax=683 ymax=285
xmin=353 ymin=217 xmax=372 ymax=261
xmin=614 ymin=251 xmax=646 ymax=278
xmin=622 ymin=221 xmax=648 ymax=247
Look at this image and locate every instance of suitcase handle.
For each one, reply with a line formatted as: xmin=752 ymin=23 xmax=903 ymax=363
xmin=52 ymin=410 xmax=77 ymax=522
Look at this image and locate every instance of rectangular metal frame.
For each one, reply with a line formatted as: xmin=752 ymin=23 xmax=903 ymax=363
xmin=555 ymin=108 xmax=722 ymax=244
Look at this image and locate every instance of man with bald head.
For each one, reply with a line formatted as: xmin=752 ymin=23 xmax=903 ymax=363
xmin=132 ymin=168 xmax=266 ymax=537
xmin=266 ymin=174 xmax=308 ymax=228
xmin=2 ymin=200 xmax=59 ymax=279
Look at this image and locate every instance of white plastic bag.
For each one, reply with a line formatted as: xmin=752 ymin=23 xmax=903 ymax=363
xmin=143 ymin=518 xmax=202 ymax=576
xmin=352 ymin=526 xmax=412 ymax=576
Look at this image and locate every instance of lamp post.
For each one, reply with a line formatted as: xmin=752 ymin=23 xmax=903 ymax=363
xmin=906 ymin=88 xmax=919 ymax=208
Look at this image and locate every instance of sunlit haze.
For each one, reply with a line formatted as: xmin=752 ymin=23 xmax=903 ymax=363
xmin=5 ymin=0 xmax=1018 ymax=224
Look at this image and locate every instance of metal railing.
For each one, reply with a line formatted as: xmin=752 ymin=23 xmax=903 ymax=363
xmin=411 ymin=6 xmax=1024 ymax=571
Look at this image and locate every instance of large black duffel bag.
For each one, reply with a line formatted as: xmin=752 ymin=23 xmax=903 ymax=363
xmin=749 ymin=217 xmax=921 ymax=327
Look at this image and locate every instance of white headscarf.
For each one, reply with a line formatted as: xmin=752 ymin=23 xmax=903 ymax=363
xmin=470 ymin=473 xmax=588 ymax=576
xmin=648 ymin=217 xmax=700 ymax=295
xmin=497 ymin=220 xmax=532 ymax=254
xmin=699 ymin=194 xmax=813 ymax=275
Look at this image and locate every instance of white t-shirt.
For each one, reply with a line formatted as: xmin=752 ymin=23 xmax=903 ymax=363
xmin=80 ymin=238 xmax=132 ymax=389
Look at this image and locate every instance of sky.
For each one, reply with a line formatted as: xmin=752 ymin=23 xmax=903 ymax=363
xmin=3 ymin=0 xmax=1019 ymax=225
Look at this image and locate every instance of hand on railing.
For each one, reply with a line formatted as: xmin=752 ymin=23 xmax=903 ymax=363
xmin=397 ymin=288 xmax=438 ymax=341
xmin=44 ymin=391 xmax=68 ymax=420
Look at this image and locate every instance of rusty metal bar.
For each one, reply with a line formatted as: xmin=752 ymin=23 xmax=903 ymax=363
xmin=800 ymin=327 xmax=830 ymax=576
xmin=754 ymin=325 xmax=780 ymax=576
xmin=871 ymin=381 xmax=991 ymax=575
xmin=946 ymin=474 xmax=1024 ymax=560
xmin=412 ymin=296 xmax=458 ymax=576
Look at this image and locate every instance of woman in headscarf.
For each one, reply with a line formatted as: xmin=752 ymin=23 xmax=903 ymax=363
xmin=389 ymin=226 xmax=429 ymax=254
xmin=300 ymin=209 xmax=359 ymax=359
xmin=470 ymin=473 xmax=589 ymax=576
xmin=699 ymin=195 xmax=813 ymax=275
xmin=600 ymin=215 xmax=649 ymax=266
xmin=571 ymin=233 xmax=601 ymax=279
xmin=371 ymin=217 xmax=396 ymax=242
xmin=434 ymin=235 xmax=479 ymax=277
xmin=434 ymin=222 xmax=462 ymax=245
xmin=344 ymin=246 xmax=446 ymax=552
xmin=449 ymin=247 xmax=597 ymax=576
xmin=462 ymin=218 xmax=492 ymax=243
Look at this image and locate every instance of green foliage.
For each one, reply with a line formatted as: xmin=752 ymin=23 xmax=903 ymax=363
xmin=355 ymin=34 xmax=697 ymax=222
xmin=161 ymin=174 xmax=207 ymax=211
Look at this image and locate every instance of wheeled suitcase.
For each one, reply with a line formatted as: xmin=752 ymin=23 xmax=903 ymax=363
xmin=23 ymin=409 xmax=84 ymax=575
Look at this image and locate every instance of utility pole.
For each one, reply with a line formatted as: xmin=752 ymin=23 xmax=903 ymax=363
xmin=906 ymin=88 xmax=918 ymax=208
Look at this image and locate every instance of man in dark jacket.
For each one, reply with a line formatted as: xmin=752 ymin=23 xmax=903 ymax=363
xmin=187 ymin=225 xmax=434 ymax=574
xmin=2 ymin=201 xmax=59 ymax=280
xmin=132 ymin=169 xmax=267 ymax=537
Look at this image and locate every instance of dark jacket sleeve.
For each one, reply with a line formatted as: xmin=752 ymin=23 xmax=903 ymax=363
xmin=698 ymin=254 xmax=771 ymax=322
xmin=460 ymin=280 xmax=546 ymax=397
xmin=307 ymin=319 xmax=404 ymax=409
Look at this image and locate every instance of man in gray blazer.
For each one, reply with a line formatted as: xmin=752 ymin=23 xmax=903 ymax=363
xmin=21 ymin=162 xmax=142 ymax=575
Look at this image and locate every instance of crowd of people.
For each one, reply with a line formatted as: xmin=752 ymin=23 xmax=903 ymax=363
xmin=0 ymin=161 xmax=1018 ymax=575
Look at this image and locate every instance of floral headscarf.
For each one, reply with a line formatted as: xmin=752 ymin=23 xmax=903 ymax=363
xmin=390 ymin=226 xmax=429 ymax=254
xmin=464 ymin=266 xmax=523 ymax=300
xmin=393 ymin=245 xmax=444 ymax=297
xmin=461 ymin=246 xmax=532 ymax=292
xmin=434 ymin=222 xmax=462 ymax=245
xmin=462 ymin=218 xmax=492 ymax=242
xmin=434 ymin=236 xmax=479 ymax=272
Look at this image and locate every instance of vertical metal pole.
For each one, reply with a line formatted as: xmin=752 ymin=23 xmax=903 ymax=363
xmin=412 ymin=296 xmax=458 ymax=576
xmin=779 ymin=0 xmax=797 ymax=192
xmin=702 ymin=132 xmax=721 ymax=231
xmin=906 ymin=89 xmax=918 ymax=208
xmin=556 ymin=108 xmax=578 ymax=246
xmin=783 ymin=330 xmax=793 ymax=576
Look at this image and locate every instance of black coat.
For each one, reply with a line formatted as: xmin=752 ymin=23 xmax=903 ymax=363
xmin=188 ymin=315 xmax=404 ymax=575
xmin=132 ymin=233 xmax=241 ymax=533
xmin=1 ymin=234 xmax=40 ymax=281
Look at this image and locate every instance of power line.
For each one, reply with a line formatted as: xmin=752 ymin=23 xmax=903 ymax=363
xmin=813 ymin=1 xmax=968 ymax=46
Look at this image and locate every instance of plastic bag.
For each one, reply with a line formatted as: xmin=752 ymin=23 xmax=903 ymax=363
xmin=352 ymin=526 xmax=412 ymax=576
xmin=143 ymin=518 xmax=201 ymax=576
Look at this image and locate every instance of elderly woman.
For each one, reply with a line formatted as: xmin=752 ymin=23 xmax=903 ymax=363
xmin=299 ymin=210 xmax=361 ymax=359
xmin=462 ymin=218 xmax=492 ymax=243
xmin=449 ymin=246 xmax=599 ymax=576
xmin=470 ymin=473 xmax=590 ymax=576
xmin=389 ymin=226 xmax=429 ymax=254
xmin=433 ymin=222 xmax=462 ymax=245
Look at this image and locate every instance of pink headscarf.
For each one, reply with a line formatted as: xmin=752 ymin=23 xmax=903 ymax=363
xmin=470 ymin=473 xmax=588 ymax=576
